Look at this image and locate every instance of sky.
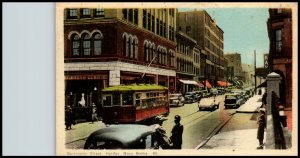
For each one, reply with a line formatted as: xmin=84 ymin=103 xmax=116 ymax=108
xmin=178 ymin=8 xmax=270 ymax=68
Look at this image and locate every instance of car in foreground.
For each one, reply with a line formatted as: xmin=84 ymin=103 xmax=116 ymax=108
xmin=198 ymin=97 xmax=220 ymax=111
xmin=84 ymin=124 xmax=168 ymax=149
xmin=224 ymin=94 xmax=243 ymax=109
xmin=169 ymin=93 xmax=185 ymax=107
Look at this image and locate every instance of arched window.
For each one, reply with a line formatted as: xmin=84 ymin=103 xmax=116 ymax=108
xmin=127 ymin=36 xmax=131 ymax=57
xmin=72 ymin=34 xmax=80 ymax=56
xmin=134 ymin=39 xmax=138 ymax=59
xmin=152 ymin=44 xmax=156 ymax=63
xmin=123 ymin=34 xmax=128 ymax=56
xmin=83 ymin=34 xmax=91 ymax=56
xmin=144 ymin=44 xmax=148 ymax=62
xmin=130 ymin=37 xmax=134 ymax=58
xmin=93 ymin=33 xmax=102 ymax=55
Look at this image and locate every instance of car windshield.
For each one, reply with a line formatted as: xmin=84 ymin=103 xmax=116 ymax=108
xmin=225 ymin=98 xmax=236 ymax=104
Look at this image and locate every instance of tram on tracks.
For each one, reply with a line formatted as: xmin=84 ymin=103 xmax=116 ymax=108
xmin=100 ymin=84 xmax=170 ymax=124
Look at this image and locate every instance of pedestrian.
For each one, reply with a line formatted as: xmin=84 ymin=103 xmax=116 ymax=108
xmin=170 ymin=115 xmax=184 ymax=149
xmin=257 ymin=108 xmax=266 ymax=149
xmin=153 ymin=116 xmax=171 ymax=149
xmin=65 ymin=105 xmax=73 ymax=130
xmin=91 ymin=103 xmax=98 ymax=123
xmin=261 ymin=92 xmax=267 ymax=108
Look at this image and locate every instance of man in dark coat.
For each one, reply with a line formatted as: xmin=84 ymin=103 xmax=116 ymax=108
xmin=257 ymin=108 xmax=266 ymax=149
xmin=170 ymin=115 xmax=184 ymax=149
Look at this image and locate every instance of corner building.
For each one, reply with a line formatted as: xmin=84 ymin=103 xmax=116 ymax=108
xmin=64 ymin=8 xmax=177 ymax=107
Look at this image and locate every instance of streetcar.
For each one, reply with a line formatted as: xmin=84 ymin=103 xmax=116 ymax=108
xmin=100 ymin=84 xmax=170 ymax=124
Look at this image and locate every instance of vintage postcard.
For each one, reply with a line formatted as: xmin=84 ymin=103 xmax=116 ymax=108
xmin=56 ymin=2 xmax=298 ymax=156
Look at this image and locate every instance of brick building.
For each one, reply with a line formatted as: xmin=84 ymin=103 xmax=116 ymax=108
xmin=267 ymin=8 xmax=292 ymax=108
xmin=64 ymin=8 xmax=177 ymax=107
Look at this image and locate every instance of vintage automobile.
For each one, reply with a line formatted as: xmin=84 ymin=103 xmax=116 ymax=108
xmin=200 ymin=90 xmax=211 ymax=98
xmin=198 ymin=97 xmax=220 ymax=111
xmin=84 ymin=124 xmax=170 ymax=149
xmin=184 ymin=92 xmax=198 ymax=103
xmin=224 ymin=94 xmax=243 ymax=109
xmin=210 ymin=88 xmax=219 ymax=96
xmin=193 ymin=91 xmax=203 ymax=101
xmin=169 ymin=93 xmax=185 ymax=107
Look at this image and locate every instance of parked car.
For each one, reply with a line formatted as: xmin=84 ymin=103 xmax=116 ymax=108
xmin=169 ymin=93 xmax=185 ymax=107
xmin=210 ymin=88 xmax=219 ymax=96
xmin=217 ymin=87 xmax=226 ymax=95
xmin=201 ymin=90 xmax=211 ymax=98
xmin=193 ymin=91 xmax=203 ymax=101
xmin=198 ymin=97 xmax=220 ymax=111
xmin=184 ymin=92 xmax=197 ymax=103
xmin=224 ymin=94 xmax=243 ymax=109
xmin=84 ymin=124 xmax=169 ymax=149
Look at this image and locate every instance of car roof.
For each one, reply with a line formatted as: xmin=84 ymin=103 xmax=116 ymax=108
xmin=87 ymin=124 xmax=158 ymax=147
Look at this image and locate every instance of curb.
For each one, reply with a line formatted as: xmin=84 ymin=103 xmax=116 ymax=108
xmin=195 ymin=112 xmax=235 ymax=149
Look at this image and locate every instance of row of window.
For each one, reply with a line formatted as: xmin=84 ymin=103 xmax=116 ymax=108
xmin=144 ymin=40 xmax=175 ymax=67
xmin=122 ymin=32 xmax=138 ymax=59
xmin=68 ymin=30 xmax=175 ymax=67
xmin=177 ymin=42 xmax=191 ymax=56
xmin=177 ymin=58 xmax=194 ymax=74
xmin=67 ymin=8 xmax=104 ymax=19
xmin=69 ymin=30 xmax=103 ymax=57
xmin=123 ymin=9 xmax=139 ymax=25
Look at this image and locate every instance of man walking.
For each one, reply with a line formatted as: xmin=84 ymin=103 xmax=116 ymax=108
xmin=170 ymin=115 xmax=184 ymax=149
xmin=257 ymin=108 xmax=266 ymax=149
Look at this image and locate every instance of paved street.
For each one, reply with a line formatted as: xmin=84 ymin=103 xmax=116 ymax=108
xmin=65 ymin=94 xmax=237 ymax=149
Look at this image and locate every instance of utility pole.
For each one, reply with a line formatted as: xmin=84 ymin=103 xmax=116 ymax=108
xmin=254 ymin=50 xmax=257 ymax=94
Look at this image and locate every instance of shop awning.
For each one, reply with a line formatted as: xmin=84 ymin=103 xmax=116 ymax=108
xmin=205 ymin=80 xmax=212 ymax=89
xmin=217 ymin=81 xmax=231 ymax=87
xmin=179 ymin=79 xmax=198 ymax=85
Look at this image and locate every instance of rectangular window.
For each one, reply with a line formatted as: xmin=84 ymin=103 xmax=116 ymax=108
xmin=134 ymin=9 xmax=138 ymax=25
xmin=128 ymin=9 xmax=133 ymax=22
xmin=275 ymin=29 xmax=282 ymax=52
xmin=112 ymin=93 xmax=120 ymax=106
xmin=143 ymin=10 xmax=147 ymax=29
xmin=94 ymin=8 xmax=104 ymax=17
xmin=160 ymin=21 xmax=163 ymax=36
xmin=151 ymin=15 xmax=155 ymax=32
xmin=186 ymin=26 xmax=191 ymax=34
xmin=123 ymin=9 xmax=127 ymax=20
xmin=163 ymin=22 xmax=166 ymax=38
xmin=68 ymin=9 xmax=77 ymax=19
xmin=103 ymin=95 xmax=112 ymax=107
xmin=81 ymin=9 xmax=91 ymax=18
xmin=147 ymin=13 xmax=151 ymax=30
xmin=156 ymin=19 xmax=159 ymax=35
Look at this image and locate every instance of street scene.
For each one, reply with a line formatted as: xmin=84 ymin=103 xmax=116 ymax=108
xmin=58 ymin=4 xmax=295 ymax=154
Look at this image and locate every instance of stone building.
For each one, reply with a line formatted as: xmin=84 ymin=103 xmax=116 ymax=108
xmin=177 ymin=10 xmax=225 ymax=86
xmin=64 ymin=8 xmax=177 ymax=106
xmin=267 ymin=8 xmax=292 ymax=108
xmin=224 ymin=53 xmax=243 ymax=84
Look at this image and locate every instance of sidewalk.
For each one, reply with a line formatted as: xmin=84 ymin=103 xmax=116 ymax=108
xmin=65 ymin=120 xmax=106 ymax=144
xmin=200 ymin=93 xmax=265 ymax=150
xmin=236 ymin=95 xmax=262 ymax=113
